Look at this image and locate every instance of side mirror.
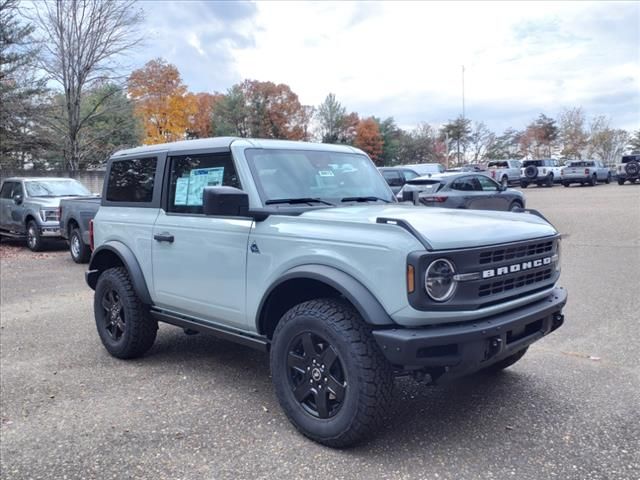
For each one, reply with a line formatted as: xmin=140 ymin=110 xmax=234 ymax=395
xmin=13 ymin=194 xmax=23 ymax=205
xmin=498 ymin=185 xmax=507 ymax=192
xmin=203 ymin=186 xmax=249 ymax=217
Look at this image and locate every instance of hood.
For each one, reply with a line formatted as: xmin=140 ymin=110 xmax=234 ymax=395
xmin=300 ymin=204 xmax=557 ymax=250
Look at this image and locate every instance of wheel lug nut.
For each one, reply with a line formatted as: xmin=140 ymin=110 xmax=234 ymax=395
xmin=324 ymin=377 xmax=327 ymax=382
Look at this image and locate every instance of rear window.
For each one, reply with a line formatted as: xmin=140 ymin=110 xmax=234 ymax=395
xmin=487 ymin=161 xmax=508 ymax=168
xmin=522 ymin=160 xmax=543 ymax=167
xmin=106 ymin=157 xmax=157 ymax=203
xmin=566 ymin=161 xmax=594 ymax=167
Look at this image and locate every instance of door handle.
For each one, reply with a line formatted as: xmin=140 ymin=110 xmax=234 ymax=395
xmin=154 ymin=232 xmax=174 ymax=243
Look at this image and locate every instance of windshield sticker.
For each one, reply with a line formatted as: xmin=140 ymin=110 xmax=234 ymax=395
xmin=174 ymin=177 xmax=189 ymax=205
xmin=318 ymin=170 xmax=334 ymax=177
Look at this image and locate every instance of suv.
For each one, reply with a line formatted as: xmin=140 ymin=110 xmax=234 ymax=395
xmin=520 ymin=159 xmax=563 ymax=188
xmin=560 ymin=160 xmax=611 ymax=187
xmin=378 ymin=167 xmax=420 ymax=194
xmin=0 ymin=177 xmax=91 ymax=251
xmin=86 ymin=138 xmax=567 ymax=447
xmin=616 ymin=154 xmax=640 ymax=185
xmin=486 ymin=160 xmax=521 ymax=187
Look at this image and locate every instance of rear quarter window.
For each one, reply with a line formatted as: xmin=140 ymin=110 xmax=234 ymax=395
xmin=106 ymin=157 xmax=158 ymax=203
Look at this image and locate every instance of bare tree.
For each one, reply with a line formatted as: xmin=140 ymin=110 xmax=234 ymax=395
xmin=468 ymin=121 xmax=495 ymax=162
xmin=588 ymin=116 xmax=628 ymax=167
xmin=33 ymin=0 xmax=143 ymax=171
xmin=559 ymin=107 xmax=588 ymax=160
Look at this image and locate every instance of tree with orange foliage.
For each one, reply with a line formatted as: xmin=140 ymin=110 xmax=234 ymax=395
xmin=127 ymin=58 xmax=196 ymax=144
xmin=186 ymin=92 xmax=223 ymax=139
xmin=354 ymin=117 xmax=384 ymax=165
xmin=212 ymin=79 xmax=312 ymax=140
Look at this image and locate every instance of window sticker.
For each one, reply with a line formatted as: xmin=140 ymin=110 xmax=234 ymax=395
xmin=318 ymin=170 xmax=334 ymax=177
xmin=174 ymin=177 xmax=189 ymax=205
xmin=181 ymin=167 xmax=225 ymax=206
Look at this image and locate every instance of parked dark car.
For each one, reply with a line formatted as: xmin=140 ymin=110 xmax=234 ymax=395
xmin=398 ymin=172 xmax=525 ymax=211
xmin=378 ymin=167 xmax=421 ymax=194
xmin=59 ymin=196 xmax=100 ymax=263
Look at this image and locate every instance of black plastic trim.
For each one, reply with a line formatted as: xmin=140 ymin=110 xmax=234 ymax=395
xmin=256 ymin=264 xmax=394 ymax=331
xmin=373 ymin=287 xmax=567 ymax=370
xmin=101 ymin=152 xmax=167 ymax=209
xmin=151 ymin=309 xmax=268 ymax=352
xmin=376 ymin=217 xmax=433 ymax=250
xmin=86 ymin=241 xmax=152 ymax=304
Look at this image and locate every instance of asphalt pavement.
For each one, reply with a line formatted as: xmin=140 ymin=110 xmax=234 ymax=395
xmin=1 ymin=183 xmax=639 ymax=480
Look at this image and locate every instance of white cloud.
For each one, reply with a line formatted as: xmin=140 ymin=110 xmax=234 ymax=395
xmin=134 ymin=1 xmax=639 ymax=132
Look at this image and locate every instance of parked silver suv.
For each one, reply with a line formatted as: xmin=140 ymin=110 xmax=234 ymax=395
xmin=0 ymin=177 xmax=91 ymax=251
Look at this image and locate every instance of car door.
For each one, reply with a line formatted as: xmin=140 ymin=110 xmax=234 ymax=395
xmin=0 ymin=182 xmax=14 ymax=229
xmin=476 ymin=175 xmax=508 ymax=210
xmin=152 ymin=151 xmax=252 ymax=329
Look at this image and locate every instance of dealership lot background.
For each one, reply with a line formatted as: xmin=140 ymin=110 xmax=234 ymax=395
xmin=1 ymin=184 xmax=638 ymax=480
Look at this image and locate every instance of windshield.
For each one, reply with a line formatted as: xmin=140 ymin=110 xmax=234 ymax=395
xmin=25 ymin=180 xmax=90 ymax=197
xmin=245 ymin=149 xmax=394 ymax=204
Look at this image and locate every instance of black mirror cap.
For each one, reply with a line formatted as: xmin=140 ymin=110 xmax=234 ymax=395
xmin=202 ymin=186 xmax=249 ymax=217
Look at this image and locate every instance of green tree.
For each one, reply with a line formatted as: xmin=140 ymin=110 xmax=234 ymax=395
xmin=0 ymin=0 xmax=48 ymax=169
xmin=440 ymin=115 xmax=471 ymax=165
xmin=316 ymin=93 xmax=346 ymax=143
xmin=374 ymin=117 xmax=401 ymax=165
xmin=485 ymin=128 xmax=523 ymax=160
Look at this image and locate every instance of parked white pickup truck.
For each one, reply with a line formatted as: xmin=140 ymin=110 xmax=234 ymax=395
xmin=486 ymin=160 xmax=522 ymax=187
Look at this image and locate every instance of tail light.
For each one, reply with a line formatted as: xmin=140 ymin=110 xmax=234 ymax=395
xmin=89 ymin=219 xmax=94 ymax=251
xmin=584 ymin=168 xmax=590 ymax=174
xmin=422 ymin=196 xmax=448 ymax=203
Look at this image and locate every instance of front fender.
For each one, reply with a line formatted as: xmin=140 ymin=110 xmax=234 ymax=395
xmin=257 ymin=264 xmax=394 ymax=328
xmin=86 ymin=241 xmax=152 ymax=305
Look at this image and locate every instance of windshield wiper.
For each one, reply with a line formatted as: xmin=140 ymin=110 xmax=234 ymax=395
xmin=341 ymin=196 xmax=390 ymax=203
xmin=265 ymin=197 xmax=335 ymax=206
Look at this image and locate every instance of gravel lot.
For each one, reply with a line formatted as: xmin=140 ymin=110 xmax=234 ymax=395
xmin=1 ymin=183 xmax=639 ymax=480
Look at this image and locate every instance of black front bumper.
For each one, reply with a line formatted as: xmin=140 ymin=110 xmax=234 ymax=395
xmin=373 ymin=287 xmax=567 ymax=375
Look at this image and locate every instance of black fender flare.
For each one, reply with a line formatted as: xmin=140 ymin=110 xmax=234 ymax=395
xmin=257 ymin=264 xmax=394 ymax=330
xmin=86 ymin=241 xmax=152 ymax=305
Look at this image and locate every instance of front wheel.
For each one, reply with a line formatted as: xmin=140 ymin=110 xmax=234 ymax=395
xmin=94 ymin=267 xmax=157 ymax=359
xmin=501 ymin=176 xmax=509 ymax=188
xmin=270 ymin=298 xmax=394 ymax=448
xmin=605 ymin=173 xmax=611 ymax=184
xmin=618 ymin=178 xmax=625 ymax=185
xmin=509 ymin=201 xmax=523 ymax=212
xmin=546 ymin=174 xmax=554 ymax=187
xmin=520 ymin=181 xmax=528 ymax=188
xmin=589 ymin=174 xmax=597 ymax=187
xmin=26 ymin=220 xmax=44 ymax=252
xmin=69 ymin=228 xmax=90 ymax=263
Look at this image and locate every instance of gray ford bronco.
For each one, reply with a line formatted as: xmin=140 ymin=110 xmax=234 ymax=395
xmin=86 ymin=138 xmax=567 ymax=447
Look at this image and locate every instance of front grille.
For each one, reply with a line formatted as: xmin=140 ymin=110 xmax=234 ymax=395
xmin=479 ymin=240 xmax=553 ymax=265
xmin=478 ymin=268 xmax=553 ymax=297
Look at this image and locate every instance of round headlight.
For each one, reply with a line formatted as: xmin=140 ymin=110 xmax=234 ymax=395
xmin=425 ymin=258 xmax=457 ymax=302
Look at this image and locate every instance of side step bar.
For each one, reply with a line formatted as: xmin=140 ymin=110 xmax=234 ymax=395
xmin=0 ymin=230 xmax=26 ymax=239
xmin=150 ymin=309 xmax=269 ymax=352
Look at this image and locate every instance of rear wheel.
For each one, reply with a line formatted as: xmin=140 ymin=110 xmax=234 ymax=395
xmin=26 ymin=220 xmax=44 ymax=252
xmin=520 ymin=181 xmax=528 ymax=188
xmin=617 ymin=178 xmax=625 ymax=185
xmin=605 ymin=173 xmax=611 ymax=184
xmin=485 ymin=347 xmax=529 ymax=372
xmin=94 ymin=267 xmax=157 ymax=359
xmin=69 ymin=227 xmax=90 ymax=263
xmin=562 ymin=182 xmax=570 ymax=187
xmin=270 ymin=298 xmax=393 ymax=448
xmin=500 ymin=176 xmax=508 ymax=188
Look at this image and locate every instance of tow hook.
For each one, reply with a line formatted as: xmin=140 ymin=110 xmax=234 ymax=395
xmin=487 ymin=336 xmax=503 ymax=359
xmin=552 ymin=313 xmax=565 ymax=330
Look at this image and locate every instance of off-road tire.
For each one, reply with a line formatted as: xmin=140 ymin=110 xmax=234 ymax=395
xmin=617 ymin=178 xmax=625 ymax=185
xmin=26 ymin=220 xmax=44 ymax=252
xmin=485 ymin=347 xmax=529 ymax=372
xmin=69 ymin=227 xmax=90 ymax=263
xmin=270 ymin=298 xmax=394 ymax=448
xmin=520 ymin=181 xmax=528 ymax=188
xmin=94 ymin=267 xmax=157 ymax=359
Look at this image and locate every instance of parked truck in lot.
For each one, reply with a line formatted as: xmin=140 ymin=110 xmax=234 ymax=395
xmin=0 ymin=177 xmax=91 ymax=251
xmin=485 ymin=159 xmax=522 ymax=187
xmin=560 ymin=160 xmax=611 ymax=187
xmin=59 ymin=196 xmax=101 ymax=263
xmin=86 ymin=137 xmax=567 ymax=447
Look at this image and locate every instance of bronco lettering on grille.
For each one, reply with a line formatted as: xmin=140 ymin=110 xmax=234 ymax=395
xmin=482 ymin=256 xmax=552 ymax=279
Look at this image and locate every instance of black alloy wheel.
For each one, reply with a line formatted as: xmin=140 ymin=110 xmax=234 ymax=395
xmin=101 ymin=289 xmax=126 ymax=342
xmin=287 ymin=331 xmax=346 ymax=419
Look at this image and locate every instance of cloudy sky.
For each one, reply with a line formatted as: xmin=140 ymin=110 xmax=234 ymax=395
xmin=132 ymin=0 xmax=639 ymax=133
